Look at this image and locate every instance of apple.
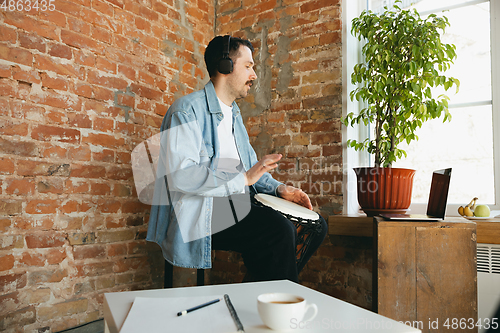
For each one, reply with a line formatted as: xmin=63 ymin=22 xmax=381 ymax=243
xmin=474 ymin=204 xmax=490 ymax=217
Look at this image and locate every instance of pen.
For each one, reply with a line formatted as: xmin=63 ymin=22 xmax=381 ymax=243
xmin=177 ymin=298 xmax=221 ymax=316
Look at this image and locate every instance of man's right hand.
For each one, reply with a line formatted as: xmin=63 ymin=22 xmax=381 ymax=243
xmin=244 ymin=154 xmax=282 ymax=186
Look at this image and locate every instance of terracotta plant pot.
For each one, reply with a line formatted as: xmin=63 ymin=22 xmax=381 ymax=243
xmin=353 ymin=167 xmax=416 ymax=216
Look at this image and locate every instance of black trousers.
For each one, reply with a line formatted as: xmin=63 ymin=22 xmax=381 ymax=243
xmin=211 ymin=195 xmax=328 ymax=283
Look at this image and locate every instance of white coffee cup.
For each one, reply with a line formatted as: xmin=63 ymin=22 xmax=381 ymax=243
xmin=257 ymin=293 xmax=318 ymax=331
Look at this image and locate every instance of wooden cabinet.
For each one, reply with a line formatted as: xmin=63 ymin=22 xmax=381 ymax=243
xmin=373 ymin=217 xmax=477 ymax=333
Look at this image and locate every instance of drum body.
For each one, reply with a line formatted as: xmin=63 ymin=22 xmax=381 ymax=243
xmin=253 ymin=194 xmax=324 ymax=269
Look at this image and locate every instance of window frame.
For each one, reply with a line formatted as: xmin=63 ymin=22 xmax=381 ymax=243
xmin=342 ymin=0 xmax=500 ymax=215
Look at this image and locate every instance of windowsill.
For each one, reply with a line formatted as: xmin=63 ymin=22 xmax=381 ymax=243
xmin=328 ymin=215 xmax=500 ymax=244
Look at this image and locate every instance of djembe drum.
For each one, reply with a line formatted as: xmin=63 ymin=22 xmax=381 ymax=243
xmin=253 ymin=193 xmax=324 ymax=269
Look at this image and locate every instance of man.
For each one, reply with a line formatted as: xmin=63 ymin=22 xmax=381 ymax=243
xmin=147 ymin=35 xmax=327 ymax=282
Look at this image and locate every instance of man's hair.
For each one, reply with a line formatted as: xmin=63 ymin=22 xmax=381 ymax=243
xmin=204 ymin=35 xmax=254 ymax=78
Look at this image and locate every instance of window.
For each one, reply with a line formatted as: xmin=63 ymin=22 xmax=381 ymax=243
xmin=343 ymin=0 xmax=499 ymax=215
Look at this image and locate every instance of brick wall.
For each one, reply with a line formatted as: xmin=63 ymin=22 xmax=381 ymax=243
xmin=0 ymin=0 xmax=214 ymax=331
xmin=1 ymin=0 xmax=348 ymax=331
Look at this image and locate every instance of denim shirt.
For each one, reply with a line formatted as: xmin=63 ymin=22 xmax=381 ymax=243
xmin=146 ymin=81 xmax=283 ymax=269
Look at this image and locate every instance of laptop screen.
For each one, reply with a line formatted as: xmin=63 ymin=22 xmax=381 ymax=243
xmin=426 ymin=168 xmax=452 ymax=218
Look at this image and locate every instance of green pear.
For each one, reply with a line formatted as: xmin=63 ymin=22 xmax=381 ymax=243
xmin=474 ymin=204 xmax=490 ymax=217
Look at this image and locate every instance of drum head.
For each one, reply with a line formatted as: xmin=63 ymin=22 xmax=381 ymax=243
xmin=254 ymin=194 xmax=319 ymax=221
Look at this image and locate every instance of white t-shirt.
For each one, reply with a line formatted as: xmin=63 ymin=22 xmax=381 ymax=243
xmin=217 ymin=97 xmax=241 ymax=173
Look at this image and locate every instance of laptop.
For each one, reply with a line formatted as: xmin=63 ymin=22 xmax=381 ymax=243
xmin=379 ymin=168 xmax=452 ymax=221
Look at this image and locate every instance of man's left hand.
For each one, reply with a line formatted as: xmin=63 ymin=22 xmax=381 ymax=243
xmin=277 ymin=185 xmax=313 ymax=210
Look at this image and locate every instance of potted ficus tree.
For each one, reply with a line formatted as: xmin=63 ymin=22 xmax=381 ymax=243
xmin=342 ymin=2 xmax=460 ymax=216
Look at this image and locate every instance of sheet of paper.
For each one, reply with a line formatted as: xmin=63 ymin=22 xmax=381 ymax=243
xmin=119 ymin=295 xmax=238 ymax=333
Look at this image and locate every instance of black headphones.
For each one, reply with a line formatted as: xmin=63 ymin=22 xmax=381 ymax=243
xmin=217 ymin=35 xmax=233 ymax=74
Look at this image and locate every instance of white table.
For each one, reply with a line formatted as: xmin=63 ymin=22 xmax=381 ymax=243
xmin=104 ymin=280 xmax=421 ymax=332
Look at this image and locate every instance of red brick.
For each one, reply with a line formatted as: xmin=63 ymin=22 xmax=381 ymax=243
xmin=12 ymin=67 xmax=41 ymax=85
xmin=320 ymin=31 xmax=341 ymax=45
xmin=0 ymin=157 xmax=15 ymax=175
xmin=323 ymin=144 xmax=342 ymax=157
xmin=68 ymin=146 xmax=91 ymax=161
xmin=19 ymin=31 xmax=47 ymax=53
xmin=106 ymin=165 xmax=133 ymax=181
xmin=92 ymin=85 xmax=114 ymax=101
xmin=311 ymin=132 xmax=341 ymax=145
xmin=135 ymin=16 xmax=151 ymax=32
xmin=10 ymin=101 xmax=44 ymax=120
xmin=30 ymin=89 xmax=82 ymax=111
xmin=37 ymin=178 xmax=64 ymax=194
xmin=74 ymin=262 xmax=113 ymax=277
xmin=0 ymin=305 xmax=36 ymax=329
xmin=130 ymin=83 xmax=163 ymax=101
xmin=0 ymin=64 xmax=11 ymax=79
xmin=0 ymin=25 xmax=17 ymax=43
xmin=25 ymin=232 xmax=66 ymax=248
xmin=108 ymin=243 xmax=127 ymax=256
xmin=90 ymin=182 xmax=111 ymax=195
xmin=73 ymin=48 xmax=96 ymax=66
xmin=113 ymin=257 xmax=148 ymax=273
xmin=31 ymin=125 xmax=80 ymax=143
xmin=20 ymin=252 xmax=46 ymax=267
xmin=61 ymin=200 xmax=78 ymax=214
xmin=82 ymin=132 xmax=125 ymax=149
xmin=68 ymin=112 xmax=92 ymax=128
xmin=300 ymin=121 xmax=336 ymax=133
xmin=40 ymin=9 xmax=68 ymax=27
xmin=70 ymin=164 xmax=107 ymax=179
xmin=25 ymin=199 xmax=60 ymax=214
xmin=73 ymin=245 xmax=106 ymax=260
xmin=118 ymin=64 xmax=136 ymax=80
xmin=0 ymin=44 xmax=33 ymax=66
xmin=122 ymin=200 xmax=148 ymax=214
xmin=93 ymin=0 xmax=114 ymax=15
xmin=97 ymin=199 xmax=121 ymax=213
xmin=61 ymin=29 xmax=105 ymax=54
xmin=35 ymin=54 xmax=83 ymax=78
xmin=93 ymin=117 xmax=114 ymax=132
xmin=41 ymin=144 xmax=68 ymax=159
xmin=300 ymin=0 xmax=338 ymax=13
xmin=5 ymin=178 xmax=36 ymax=195
xmin=40 ymin=73 xmax=69 ymax=91
xmin=65 ymin=179 xmax=90 ymax=194
xmin=92 ymin=26 xmax=113 ymax=44
xmin=57 ymin=0 xmax=84 ymax=17
xmin=0 ymin=137 xmax=38 ymax=157
xmin=0 ymin=254 xmax=14 ymax=271
xmin=139 ymin=70 xmax=155 ymax=86
xmin=73 ymin=82 xmax=93 ymax=98
xmin=49 ymin=43 xmax=72 ymax=60
xmin=0 ymin=78 xmax=16 ymax=98
xmin=87 ymin=69 xmax=127 ymax=90
xmin=0 ymin=273 xmax=27 ymax=292
xmin=17 ymin=161 xmax=69 ymax=176
xmin=45 ymin=109 xmax=66 ymax=125
xmin=93 ymin=149 xmax=115 ymax=162
xmin=46 ymin=248 xmax=67 ymax=265
xmin=28 ymin=268 xmax=68 ymax=284
xmin=96 ymin=57 xmax=116 ymax=74
xmin=0 ymin=118 xmax=29 ymax=136
xmin=113 ymin=184 xmax=131 ymax=197
xmin=4 ymin=11 xmax=58 ymax=40
xmin=81 ymin=7 xmax=117 ymax=31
